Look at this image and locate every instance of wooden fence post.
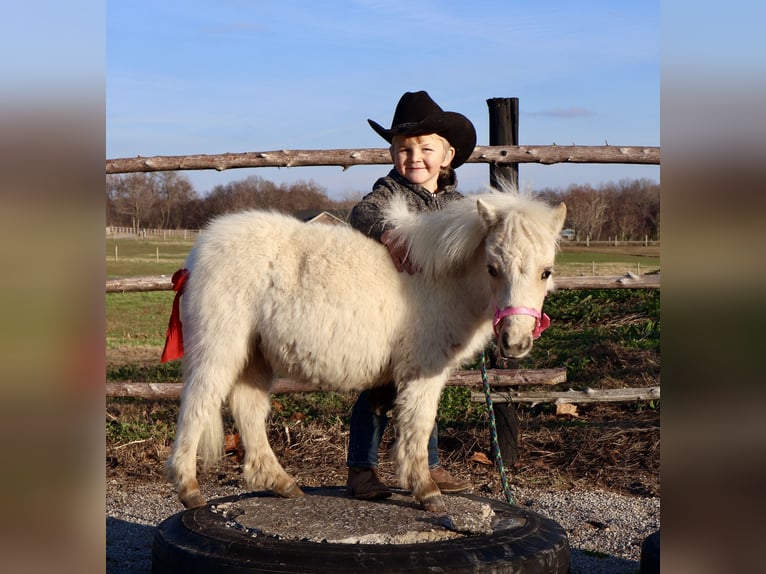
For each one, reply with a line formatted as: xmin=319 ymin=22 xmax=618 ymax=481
xmin=487 ymin=97 xmax=519 ymax=190
xmin=486 ymin=97 xmax=521 ymax=465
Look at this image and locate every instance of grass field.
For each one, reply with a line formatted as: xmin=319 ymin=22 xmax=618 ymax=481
xmin=106 ymin=236 xmax=660 ymax=278
xmin=106 ymin=238 xmax=191 ymax=277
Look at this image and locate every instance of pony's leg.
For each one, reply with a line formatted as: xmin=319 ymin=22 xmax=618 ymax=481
xmin=167 ymin=309 xmax=255 ymax=508
xmin=229 ymin=355 xmax=304 ymax=499
xmin=166 ymin=365 xmax=234 ymax=509
xmin=392 ymin=376 xmax=447 ymax=513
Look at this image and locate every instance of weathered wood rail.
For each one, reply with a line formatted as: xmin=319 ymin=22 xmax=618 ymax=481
xmin=474 ymin=385 xmax=660 ymax=406
xmin=106 ymin=368 xmax=567 ymax=400
xmin=106 ymin=272 xmax=659 ymax=293
xmin=106 ymin=145 xmax=659 ymax=174
xmin=106 ymin=370 xmax=658 ymax=407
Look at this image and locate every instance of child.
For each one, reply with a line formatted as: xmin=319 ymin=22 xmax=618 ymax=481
xmin=346 ymin=91 xmax=476 ymax=500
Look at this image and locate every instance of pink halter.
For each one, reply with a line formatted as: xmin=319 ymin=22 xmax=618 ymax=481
xmin=493 ymin=305 xmax=551 ymax=340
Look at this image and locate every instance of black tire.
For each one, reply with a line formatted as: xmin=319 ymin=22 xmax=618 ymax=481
xmin=153 ymin=489 xmax=569 ymax=574
xmin=640 ymin=530 xmax=660 ymax=574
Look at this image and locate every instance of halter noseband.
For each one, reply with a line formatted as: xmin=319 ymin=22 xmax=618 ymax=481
xmin=493 ymin=305 xmax=551 ymax=340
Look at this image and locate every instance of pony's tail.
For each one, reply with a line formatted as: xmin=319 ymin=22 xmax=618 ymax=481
xmin=171 ymin=373 xmax=227 ymax=473
xmin=195 ymin=400 xmax=225 ymax=468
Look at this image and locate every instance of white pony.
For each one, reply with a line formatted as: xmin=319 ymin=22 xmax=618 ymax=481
xmin=166 ymin=192 xmax=566 ymax=513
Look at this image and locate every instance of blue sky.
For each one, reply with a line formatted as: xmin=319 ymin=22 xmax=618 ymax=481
xmin=107 ymin=0 xmax=660 ymax=199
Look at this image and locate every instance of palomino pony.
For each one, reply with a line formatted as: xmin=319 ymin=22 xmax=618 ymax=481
xmin=166 ymin=192 xmax=566 ymax=513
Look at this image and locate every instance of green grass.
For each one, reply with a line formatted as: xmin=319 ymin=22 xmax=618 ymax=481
xmin=108 ymin=361 xmax=181 ymax=382
xmin=106 ymin=237 xmax=660 ymax=278
xmin=106 ymin=399 xmax=178 ymax=443
xmin=517 ymin=289 xmax=660 ymax=389
xmin=106 ymin=291 xmax=175 ymax=348
xmin=106 ymin=238 xmax=194 ymax=278
xmin=557 ymin=250 xmax=659 ymax=267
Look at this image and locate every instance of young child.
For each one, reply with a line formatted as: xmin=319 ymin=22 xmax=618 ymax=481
xmin=346 ymin=91 xmax=477 ymax=500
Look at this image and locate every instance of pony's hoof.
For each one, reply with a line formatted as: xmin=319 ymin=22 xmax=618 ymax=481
xmin=273 ymin=482 xmax=305 ymax=499
xmin=180 ymin=490 xmax=207 ymax=509
xmin=421 ymin=495 xmax=447 ymax=513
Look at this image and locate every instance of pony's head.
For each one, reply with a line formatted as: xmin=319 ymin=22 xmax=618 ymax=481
xmin=384 ymin=191 xmax=566 ymax=358
xmin=477 ymin=195 xmax=566 ymax=358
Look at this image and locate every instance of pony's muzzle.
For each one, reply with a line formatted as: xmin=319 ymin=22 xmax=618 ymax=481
xmin=493 ymin=305 xmax=549 ymax=358
xmin=499 ymin=330 xmax=533 ymax=358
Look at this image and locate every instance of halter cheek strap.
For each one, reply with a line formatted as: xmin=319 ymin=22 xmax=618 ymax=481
xmin=493 ymin=305 xmax=551 ymax=340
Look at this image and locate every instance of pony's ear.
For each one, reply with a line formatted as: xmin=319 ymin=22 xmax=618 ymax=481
xmin=477 ymin=198 xmax=500 ymax=231
xmin=552 ymin=202 xmax=567 ymax=233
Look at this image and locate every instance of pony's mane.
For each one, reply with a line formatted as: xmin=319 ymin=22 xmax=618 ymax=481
xmin=383 ymin=191 xmax=561 ymax=279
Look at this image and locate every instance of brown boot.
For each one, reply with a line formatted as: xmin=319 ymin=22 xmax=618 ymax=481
xmin=346 ymin=467 xmax=392 ymax=500
xmin=430 ymin=466 xmax=472 ymax=494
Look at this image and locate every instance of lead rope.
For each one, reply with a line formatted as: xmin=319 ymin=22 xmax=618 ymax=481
xmin=480 ymin=351 xmax=515 ymax=505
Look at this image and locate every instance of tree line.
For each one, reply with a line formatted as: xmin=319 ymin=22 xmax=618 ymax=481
xmin=106 ymin=173 xmax=659 ymax=240
xmin=537 ymin=178 xmax=660 ymax=241
xmin=106 ymin=173 xmax=360 ymax=231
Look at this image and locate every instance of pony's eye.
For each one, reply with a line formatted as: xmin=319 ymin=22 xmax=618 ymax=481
xmin=541 ymin=269 xmax=553 ymax=280
xmin=487 ymin=265 xmax=498 ymax=277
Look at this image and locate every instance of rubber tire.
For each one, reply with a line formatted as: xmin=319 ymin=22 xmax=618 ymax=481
xmin=153 ymin=489 xmax=569 ymax=574
xmin=640 ymin=530 xmax=660 ymax=574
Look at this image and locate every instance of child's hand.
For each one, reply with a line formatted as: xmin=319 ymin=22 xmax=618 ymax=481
xmin=381 ymin=229 xmax=418 ymax=275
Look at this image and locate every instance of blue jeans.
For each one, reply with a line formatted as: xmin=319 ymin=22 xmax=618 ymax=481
xmin=346 ymin=389 xmax=440 ymax=469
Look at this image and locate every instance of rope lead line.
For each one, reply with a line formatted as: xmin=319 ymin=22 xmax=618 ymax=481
xmin=480 ymin=352 xmax=514 ymax=505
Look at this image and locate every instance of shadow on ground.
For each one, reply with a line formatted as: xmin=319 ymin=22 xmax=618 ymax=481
xmin=107 ymin=518 xmax=155 ymax=574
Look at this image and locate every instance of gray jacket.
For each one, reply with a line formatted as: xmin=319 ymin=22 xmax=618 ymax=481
xmin=349 ymin=169 xmax=463 ymax=241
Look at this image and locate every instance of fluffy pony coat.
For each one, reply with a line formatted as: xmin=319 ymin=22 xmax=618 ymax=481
xmin=166 ymin=192 xmax=565 ymax=512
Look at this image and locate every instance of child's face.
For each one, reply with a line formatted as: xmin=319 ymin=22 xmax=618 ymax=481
xmin=390 ymin=134 xmax=456 ymax=192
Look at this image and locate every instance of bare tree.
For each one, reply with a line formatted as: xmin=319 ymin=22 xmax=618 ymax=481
xmin=106 ymin=173 xmax=156 ymax=232
xmin=631 ymin=179 xmax=660 ymax=240
xmin=107 ymin=172 xmax=659 ymax=239
xmin=602 ymin=179 xmax=660 ymax=240
xmin=536 ymin=179 xmax=659 ymax=241
xmin=201 ymin=176 xmax=335 ymax=219
xmin=153 ymin=172 xmax=197 ymax=229
xmin=203 ymin=176 xmax=281 ymax=218
xmin=561 ymin=184 xmax=609 ymax=241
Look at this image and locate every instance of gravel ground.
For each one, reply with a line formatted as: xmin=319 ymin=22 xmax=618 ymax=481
xmin=107 ymin=480 xmax=659 ymax=573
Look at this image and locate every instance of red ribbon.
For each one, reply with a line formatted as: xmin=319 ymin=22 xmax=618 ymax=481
xmin=160 ymin=268 xmax=190 ymax=363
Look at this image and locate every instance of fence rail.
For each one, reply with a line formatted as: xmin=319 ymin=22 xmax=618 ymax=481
xmin=106 ymin=145 xmax=659 ymax=174
xmin=105 ymin=272 xmax=659 ymax=294
xmin=106 ymin=368 xmax=567 ymax=400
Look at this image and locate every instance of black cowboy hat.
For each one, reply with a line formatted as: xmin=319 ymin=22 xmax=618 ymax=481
xmin=368 ymin=91 xmax=477 ymax=168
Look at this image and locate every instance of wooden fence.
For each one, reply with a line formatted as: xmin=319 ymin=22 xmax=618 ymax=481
xmin=106 ymin=271 xmax=659 ymax=294
xmin=106 ymin=144 xmax=658 ymax=175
